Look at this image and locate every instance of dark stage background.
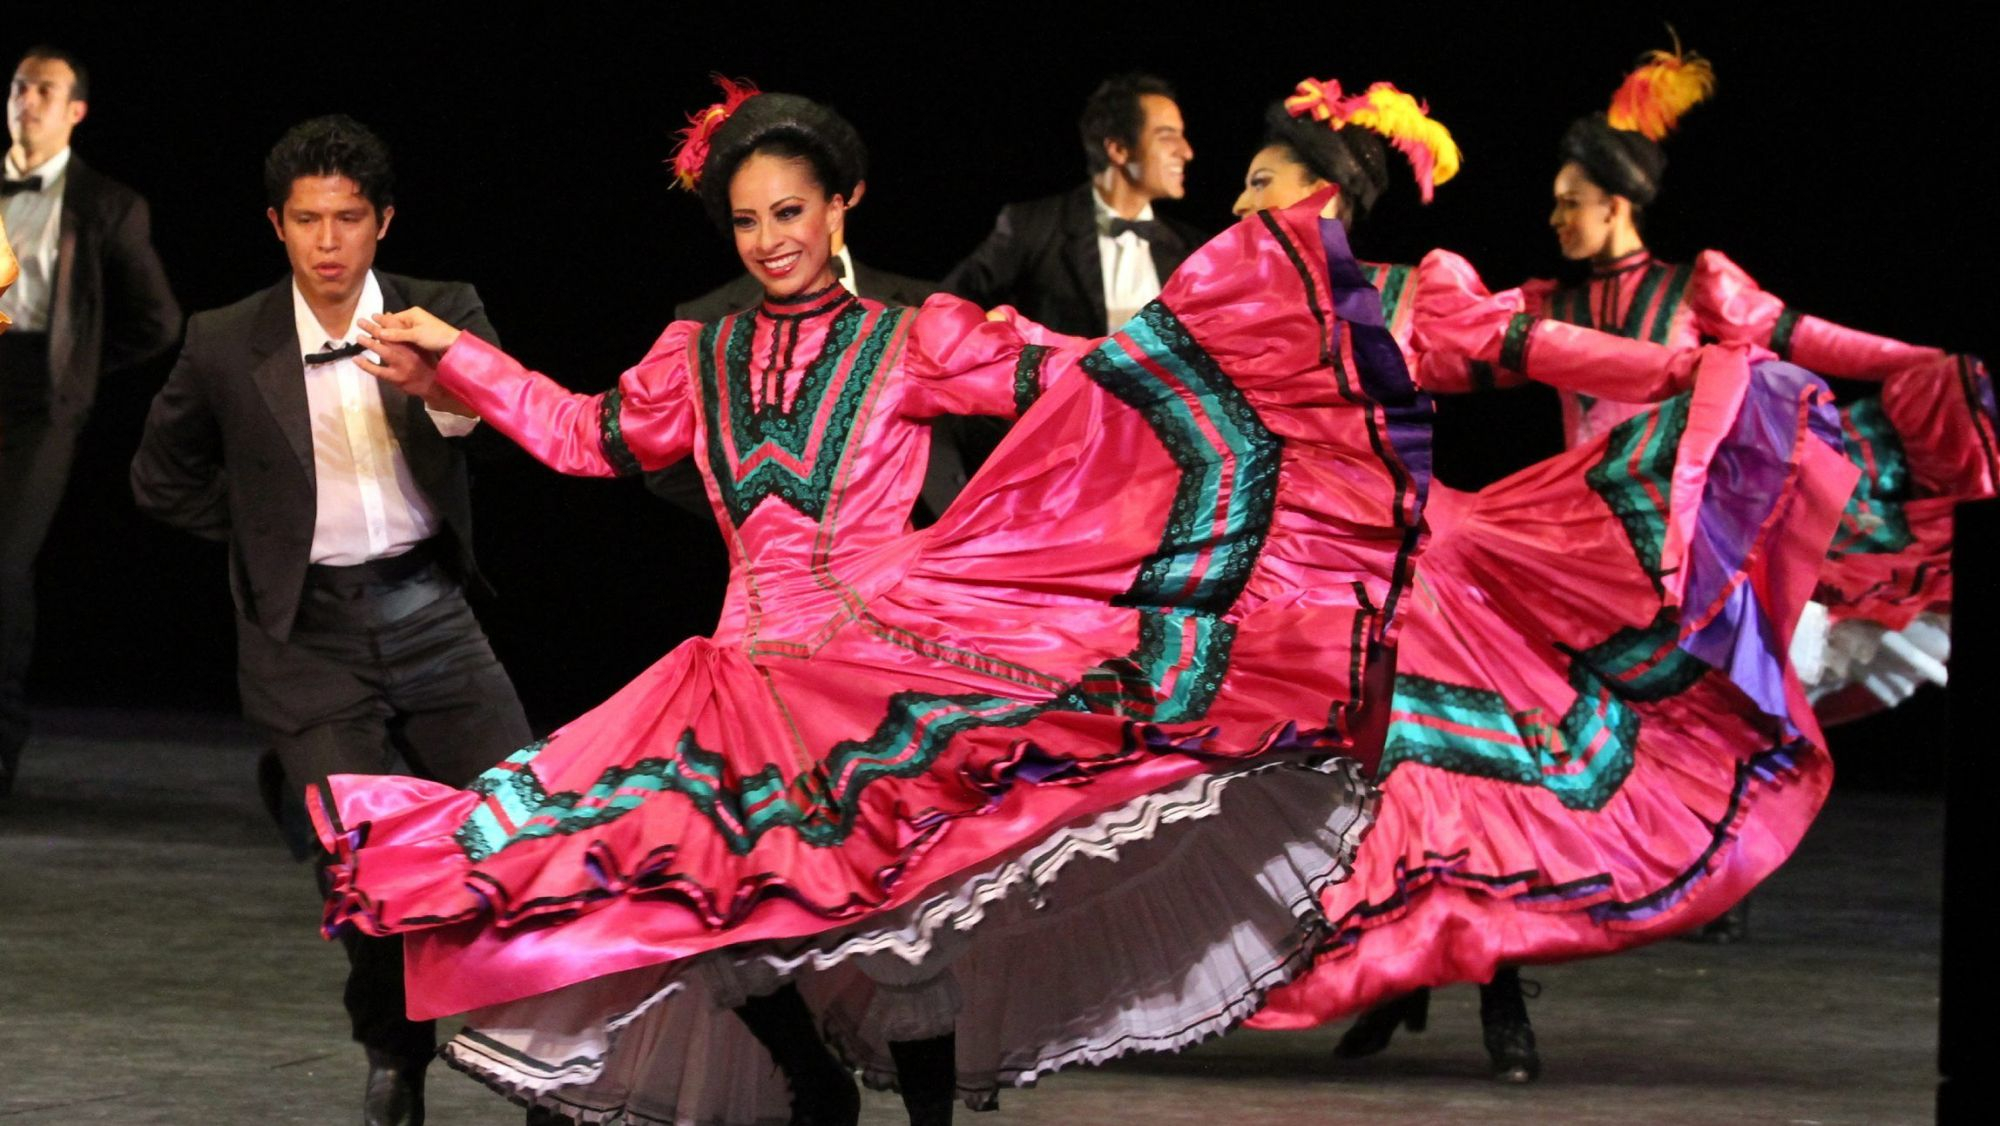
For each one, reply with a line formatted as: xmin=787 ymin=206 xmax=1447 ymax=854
xmin=7 ymin=4 xmax=1987 ymax=789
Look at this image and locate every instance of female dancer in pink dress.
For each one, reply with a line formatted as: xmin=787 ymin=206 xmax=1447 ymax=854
xmin=316 ymin=83 xmax=1433 ymax=1124
xmin=1221 ymin=75 xmax=1858 ymax=1083
xmin=1498 ymin=45 xmax=1992 ymax=727
xmin=1422 ymin=41 xmax=1993 ymax=956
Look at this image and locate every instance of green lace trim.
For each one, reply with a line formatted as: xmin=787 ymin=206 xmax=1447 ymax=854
xmin=598 ymin=390 xmax=643 ymax=477
xmin=1500 ymin=314 xmax=1539 ymax=373
xmin=1585 ymin=393 xmax=1691 ymax=592
xmin=1769 ymin=308 xmax=1803 ymax=360
xmin=1013 ymin=344 xmax=1048 ymax=415
xmin=1831 ymin=396 xmax=1915 ymax=555
xmin=697 ymin=304 xmax=906 ymax=525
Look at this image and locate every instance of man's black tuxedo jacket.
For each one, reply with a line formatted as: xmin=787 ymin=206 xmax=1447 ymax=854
xmin=130 ymin=273 xmax=495 ymax=642
xmin=45 ymin=153 xmax=183 ymax=420
xmin=941 ymin=183 xmax=1205 ymax=339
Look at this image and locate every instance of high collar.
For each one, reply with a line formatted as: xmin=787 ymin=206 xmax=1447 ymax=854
xmin=759 ymin=280 xmax=856 ymax=320
xmin=1591 ymin=247 xmax=1653 ymax=279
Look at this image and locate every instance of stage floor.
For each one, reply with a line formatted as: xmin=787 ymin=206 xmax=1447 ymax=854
xmin=0 ymin=710 xmax=1938 ymax=1125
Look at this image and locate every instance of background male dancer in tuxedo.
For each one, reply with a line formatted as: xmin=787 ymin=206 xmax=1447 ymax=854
xmin=943 ymin=72 xmax=1205 ymax=338
xmin=1 ymin=45 xmax=179 ymax=796
xmin=130 ymin=115 xmax=530 ymax=1126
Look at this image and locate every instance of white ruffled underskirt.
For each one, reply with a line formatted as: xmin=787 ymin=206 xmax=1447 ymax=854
xmin=437 ymin=755 xmax=1374 ymax=1125
xmin=1793 ymin=602 xmax=1951 ymax=708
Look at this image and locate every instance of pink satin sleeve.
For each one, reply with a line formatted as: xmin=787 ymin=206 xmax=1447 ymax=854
xmin=1411 ymin=249 xmax=1697 ymax=402
xmin=900 ymin=293 xmax=1091 ymax=420
xmin=1690 ymin=249 xmax=1946 ymax=381
xmin=1784 ymin=316 xmax=1949 ymax=382
xmin=435 ymin=325 xmax=697 ymax=476
xmin=1408 ymin=249 xmax=1530 ymax=394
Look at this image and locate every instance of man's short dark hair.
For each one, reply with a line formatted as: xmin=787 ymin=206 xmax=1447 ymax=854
xmin=263 ymin=115 xmax=395 ymax=216
xmin=16 ymin=45 xmax=89 ymax=101
xmin=1078 ymin=73 xmax=1176 ymax=175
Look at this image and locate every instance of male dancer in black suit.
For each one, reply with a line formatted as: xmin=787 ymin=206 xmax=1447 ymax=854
xmin=131 ymin=115 xmax=530 ymax=1126
xmin=943 ymin=72 xmax=1205 ymax=338
xmin=1 ymin=45 xmax=180 ymax=795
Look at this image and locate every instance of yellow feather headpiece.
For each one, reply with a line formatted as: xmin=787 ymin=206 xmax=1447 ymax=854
xmin=1286 ymin=79 xmax=1461 ymax=203
xmin=1606 ymin=34 xmax=1715 ymax=141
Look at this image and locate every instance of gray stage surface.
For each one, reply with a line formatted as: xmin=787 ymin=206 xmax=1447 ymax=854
xmin=0 ymin=710 xmax=1939 ymax=1124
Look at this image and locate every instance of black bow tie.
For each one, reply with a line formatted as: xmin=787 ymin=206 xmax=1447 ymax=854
xmin=0 ymin=176 xmax=44 ymax=196
xmin=305 ymin=342 xmax=367 ymax=366
xmin=1106 ymin=217 xmax=1164 ymax=241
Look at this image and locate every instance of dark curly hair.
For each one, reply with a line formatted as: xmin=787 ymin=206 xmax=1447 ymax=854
xmin=1078 ymin=73 xmax=1176 ymax=175
xmin=264 ymin=114 xmax=395 ymax=217
xmin=1259 ymin=101 xmax=1391 ymax=221
xmin=696 ymin=93 xmax=866 ymax=233
xmin=1559 ymin=113 xmax=1666 ymax=210
xmin=16 ymin=45 xmax=89 ymax=101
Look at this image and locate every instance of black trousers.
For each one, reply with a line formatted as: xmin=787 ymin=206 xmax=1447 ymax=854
xmin=0 ymin=332 xmax=75 ymax=792
xmin=238 ymin=547 xmax=531 ymax=1057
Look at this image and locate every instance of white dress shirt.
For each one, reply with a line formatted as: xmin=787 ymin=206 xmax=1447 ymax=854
xmin=294 ymin=271 xmax=472 ymax=565
xmin=1093 ymin=188 xmax=1164 ymax=334
xmin=1 ymin=146 xmax=70 ymax=332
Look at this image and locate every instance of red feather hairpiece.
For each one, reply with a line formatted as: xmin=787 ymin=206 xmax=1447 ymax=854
xmin=670 ymin=76 xmax=761 ymax=190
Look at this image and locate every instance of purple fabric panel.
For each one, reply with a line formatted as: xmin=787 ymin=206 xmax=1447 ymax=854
xmin=1315 ymin=217 xmax=1433 ymax=504
xmin=1683 ymin=583 xmax=1794 ymax=735
xmin=1678 ymin=360 xmax=1839 ymax=739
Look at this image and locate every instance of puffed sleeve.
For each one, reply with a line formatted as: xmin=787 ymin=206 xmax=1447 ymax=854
xmin=899 ymin=292 xmax=1092 ymax=420
xmin=1689 ymin=250 xmax=1948 ymax=381
xmin=1411 ymin=249 xmax=1699 ymax=402
xmin=433 ymin=323 xmax=698 ymax=477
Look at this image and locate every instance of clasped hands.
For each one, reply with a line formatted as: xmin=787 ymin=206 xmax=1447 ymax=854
xmin=356 ymin=307 xmax=476 ymax=418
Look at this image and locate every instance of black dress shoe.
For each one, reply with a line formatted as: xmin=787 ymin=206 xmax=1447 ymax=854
xmin=363 ymin=1047 xmax=428 ymax=1126
xmin=1333 ymin=988 xmax=1430 ymax=1059
xmin=1478 ymin=967 xmax=1540 ymax=1084
xmin=524 ymin=1105 xmax=567 ymax=1125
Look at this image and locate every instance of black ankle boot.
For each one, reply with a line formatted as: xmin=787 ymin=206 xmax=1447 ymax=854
xmin=888 ymin=1033 xmax=956 ymax=1126
xmin=362 ymin=1046 xmax=428 ymax=1126
xmin=1478 ymin=967 xmax=1540 ymax=1083
xmin=1681 ymin=897 xmax=1751 ymax=944
xmin=733 ymin=984 xmax=860 ymax=1126
xmin=1332 ymin=988 xmax=1430 ymax=1059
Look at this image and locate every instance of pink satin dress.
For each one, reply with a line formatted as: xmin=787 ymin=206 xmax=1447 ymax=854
xmin=1251 ymin=249 xmax=1859 ymax=1029
xmin=310 ymin=191 xmax=1427 ymax=1116
xmin=1517 ymin=249 xmax=1995 ymax=635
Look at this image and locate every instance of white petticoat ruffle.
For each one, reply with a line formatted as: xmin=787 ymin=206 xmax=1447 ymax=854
xmin=438 ymin=755 xmax=1374 ymax=1125
xmin=1797 ymin=605 xmax=1951 ymax=709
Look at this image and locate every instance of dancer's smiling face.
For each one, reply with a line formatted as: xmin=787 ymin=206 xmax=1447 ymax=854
xmin=729 ymin=151 xmax=845 ymax=300
xmin=1550 ymin=161 xmax=1624 ymax=261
